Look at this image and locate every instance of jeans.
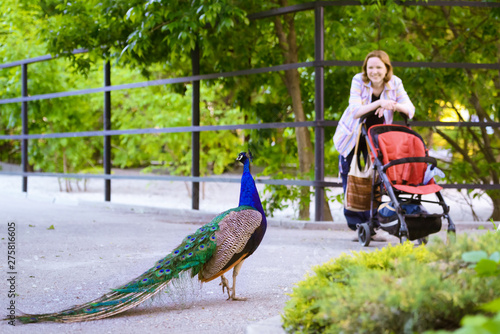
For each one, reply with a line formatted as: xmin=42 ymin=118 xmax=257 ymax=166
xmin=340 ymin=148 xmax=371 ymax=231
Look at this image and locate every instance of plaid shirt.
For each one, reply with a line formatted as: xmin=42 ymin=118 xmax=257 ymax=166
xmin=333 ymin=73 xmax=415 ymax=157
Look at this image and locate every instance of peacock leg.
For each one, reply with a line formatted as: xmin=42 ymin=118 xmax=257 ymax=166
xmin=229 ymin=260 xmax=247 ymax=301
xmin=219 ymin=274 xmax=231 ymax=299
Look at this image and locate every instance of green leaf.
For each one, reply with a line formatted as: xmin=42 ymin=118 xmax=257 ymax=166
xmin=481 ymin=298 xmax=500 ymax=313
xmin=489 ymin=252 xmax=500 ymax=263
xmin=474 ymin=259 xmax=499 ymax=277
xmin=460 ymin=314 xmax=489 ymax=326
xmin=47 ymin=225 xmax=55 ymax=230
xmin=462 ymin=251 xmax=489 ymax=263
xmin=459 ymin=313 xmax=500 ymax=334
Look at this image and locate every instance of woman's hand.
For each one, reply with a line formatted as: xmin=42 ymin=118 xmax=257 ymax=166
xmin=375 ymin=100 xmax=397 ymax=118
xmin=374 ymin=100 xmax=399 ymax=118
xmin=380 ymin=99 xmax=397 ymax=111
xmin=354 ymin=99 xmax=407 ymax=119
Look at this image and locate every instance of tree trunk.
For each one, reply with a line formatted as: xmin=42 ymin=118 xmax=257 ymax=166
xmin=488 ymin=190 xmax=500 ymax=221
xmin=491 ymin=43 xmax=500 ymax=221
xmin=273 ymin=0 xmax=332 ymax=221
xmin=283 ymin=63 xmax=314 ymax=220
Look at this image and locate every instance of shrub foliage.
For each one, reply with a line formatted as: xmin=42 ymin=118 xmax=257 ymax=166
xmin=282 ymin=232 xmax=500 ymax=334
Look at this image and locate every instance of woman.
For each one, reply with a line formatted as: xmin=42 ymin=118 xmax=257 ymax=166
xmin=333 ymin=50 xmax=415 ymax=231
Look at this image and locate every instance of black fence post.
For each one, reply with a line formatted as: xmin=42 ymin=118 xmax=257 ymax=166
xmin=21 ymin=64 xmax=28 ymax=193
xmin=104 ymin=61 xmax=111 ymax=201
xmin=191 ymin=42 xmax=200 ymax=210
xmin=314 ymin=4 xmax=325 ymax=221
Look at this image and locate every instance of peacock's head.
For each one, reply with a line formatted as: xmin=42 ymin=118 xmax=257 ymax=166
xmin=236 ymin=151 xmax=253 ymax=164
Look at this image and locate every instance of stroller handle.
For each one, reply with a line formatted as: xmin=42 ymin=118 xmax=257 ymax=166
xmin=359 ymin=109 xmax=410 ymax=126
xmin=382 ymin=157 xmax=437 ymax=172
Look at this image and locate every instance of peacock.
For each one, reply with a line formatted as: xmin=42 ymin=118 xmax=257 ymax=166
xmin=15 ymin=151 xmax=267 ymax=323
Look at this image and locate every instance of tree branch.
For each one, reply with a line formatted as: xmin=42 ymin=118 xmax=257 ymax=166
xmin=441 ymin=7 xmax=500 ymax=141
xmin=434 ymin=128 xmax=489 ymax=184
xmin=438 ymin=86 xmax=487 ymax=155
xmin=273 ymin=15 xmax=289 ymax=55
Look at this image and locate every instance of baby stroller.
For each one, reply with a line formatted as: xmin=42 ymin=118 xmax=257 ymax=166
xmin=357 ymin=121 xmax=456 ymax=246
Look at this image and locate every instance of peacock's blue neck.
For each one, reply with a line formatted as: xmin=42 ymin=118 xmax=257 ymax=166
xmin=239 ymin=160 xmax=266 ymax=222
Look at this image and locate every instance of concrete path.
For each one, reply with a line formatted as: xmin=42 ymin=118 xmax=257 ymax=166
xmin=0 ymin=193 xmax=495 ymax=334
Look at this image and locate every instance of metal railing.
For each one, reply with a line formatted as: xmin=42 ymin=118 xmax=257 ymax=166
xmin=1 ymin=1 xmax=499 ymax=220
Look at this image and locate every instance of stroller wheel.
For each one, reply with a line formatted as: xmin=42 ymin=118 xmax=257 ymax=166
xmin=357 ymin=223 xmax=371 ymax=247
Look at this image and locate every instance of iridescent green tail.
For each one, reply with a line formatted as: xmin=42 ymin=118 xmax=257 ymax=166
xmin=16 ymin=217 xmax=221 ymax=323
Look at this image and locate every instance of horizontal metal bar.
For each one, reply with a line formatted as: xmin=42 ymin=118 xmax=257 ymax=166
xmin=392 ymin=61 xmax=500 ymax=70
xmin=247 ymin=2 xmax=319 ymax=20
xmin=0 ymin=49 xmax=88 ymax=69
xmin=396 ymin=0 xmax=500 ymax=8
xmin=2 ymin=120 xmax=499 ymax=141
xmin=407 ymin=121 xmax=500 ymax=128
xmin=0 ymin=171 xmax=339 ymax=187
xmin=0 ymin=171 xmax=241 ymax=183
xmin=324 ymin=0 xmax=500 ymax=8
xmin=248 ymin=0 xmax=500 ymax=19
xmin=0 ymin=121 xmax=323 ymax=140
xmin=324 ymin=59 xmax=500 ymax=70
xmin=2 ymin=58 xmax=498 ymax=105
xmin=1 ymin=171 xmax=498 ymax=189
xmin=323 ymin=60 xmax=363 ymax=67
xmin=440 ymin=183 xmax=500 ymax=190
xmin=0 ymin=61 xmax=313 ymax=105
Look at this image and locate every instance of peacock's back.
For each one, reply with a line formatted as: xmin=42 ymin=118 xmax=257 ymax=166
xmin=200 ymin=206 xmax=262 ymax=282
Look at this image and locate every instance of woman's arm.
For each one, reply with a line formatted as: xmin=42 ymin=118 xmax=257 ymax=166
xmin=353 ymin=78 xmax=414 ymax=120
xmin=393 ymin=101 xmax=410 ymax=117
xmin=394 ymin=79 xmax=415 ymax=119
xmin=354 ymin=99 xmax=386 ymax=119
xmin=349 ymin=74 xmax=371 ymax=119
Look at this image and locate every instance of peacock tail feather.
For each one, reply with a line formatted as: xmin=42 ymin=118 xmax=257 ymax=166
xmin=16 ymin=205 xmax=258 ymax=324
xmin=15 ymin=151 xmax=266 ymax=324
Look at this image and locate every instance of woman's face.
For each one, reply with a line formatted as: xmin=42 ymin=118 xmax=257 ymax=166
xmin=366 ymin=56 xmax=387 ymax=86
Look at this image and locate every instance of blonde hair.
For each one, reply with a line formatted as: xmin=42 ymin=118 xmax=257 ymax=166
xmin=361 ymin=50 xmax=393 ymax=83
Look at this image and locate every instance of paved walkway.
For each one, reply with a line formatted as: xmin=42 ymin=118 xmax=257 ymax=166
xmin=0 ymin=193 xmax=496 ymax=334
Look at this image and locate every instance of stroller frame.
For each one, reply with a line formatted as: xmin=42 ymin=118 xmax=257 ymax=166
xmin=356 ymin=122 xmax=456 ymax=246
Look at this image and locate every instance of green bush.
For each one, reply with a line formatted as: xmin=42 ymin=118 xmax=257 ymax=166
xmin=282 ymin=232 xmax=500 ymax=334
xmin=425 ymin=249 xmax=500 ymax=334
